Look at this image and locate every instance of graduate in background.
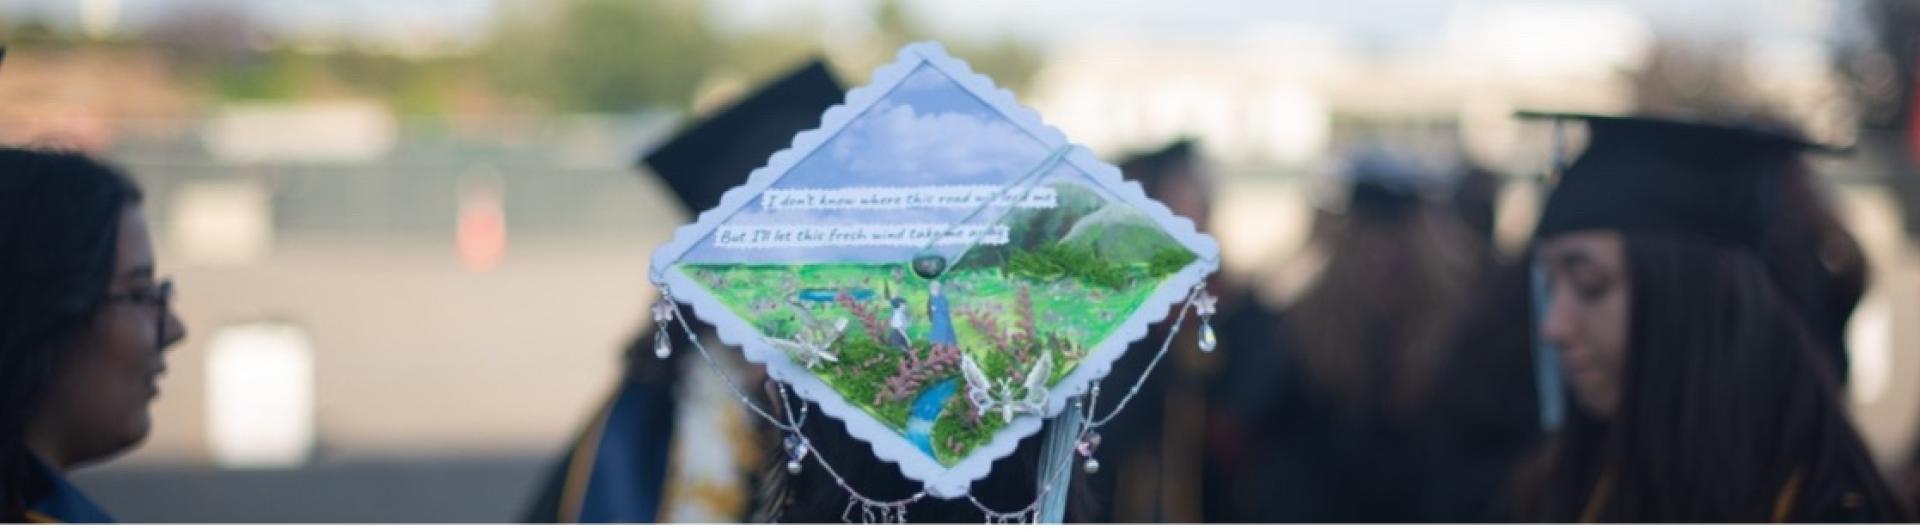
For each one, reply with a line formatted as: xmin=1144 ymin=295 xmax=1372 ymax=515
xmin=1078 ymin=139 xmax=1277 ymax=522
xmin=1421 ymin=113 xmax=1880 ymax=523
xmin=1208 ymin=145 xmax=1487 ymax=522
xmin=0 ymin=148 xmax=189 ymax=523
xmin=520 ymin=59 xmax=844 ymax=523
xmin=1505 ymin=113 xmax=1904 ymax=522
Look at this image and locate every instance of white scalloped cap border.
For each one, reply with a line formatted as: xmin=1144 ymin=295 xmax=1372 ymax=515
xmin=648 ymin=42 xmax=1221 ymax=499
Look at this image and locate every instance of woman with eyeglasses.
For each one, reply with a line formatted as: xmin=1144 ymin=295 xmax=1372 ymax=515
xmin=0 ymin=147 xmax=187 ymax=523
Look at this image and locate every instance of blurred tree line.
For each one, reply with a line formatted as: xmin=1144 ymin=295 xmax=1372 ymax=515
xmin=0 ymin=0 xmax=1040 ymax=117
xmin=482 ymin=0 xmax=1039 ymax=114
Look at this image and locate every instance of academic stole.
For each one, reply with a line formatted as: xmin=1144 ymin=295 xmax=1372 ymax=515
xmin=657 ymin=336 xmax=766 ymax=523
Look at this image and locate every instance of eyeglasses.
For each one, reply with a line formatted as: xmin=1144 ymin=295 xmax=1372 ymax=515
xmin=105 ymin=278 xmax=174 ymax=349
xmin=106 ymin=278 xmax=172 ymax=309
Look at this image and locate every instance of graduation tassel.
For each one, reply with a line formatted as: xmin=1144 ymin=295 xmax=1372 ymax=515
xmin=1035 ymin=397 xmax=1085 ymax=523
xmin=1533 ymin=115 xmax=1569 ymax=433
xmin=1531 ymin=264 xmax=1566 ymax=432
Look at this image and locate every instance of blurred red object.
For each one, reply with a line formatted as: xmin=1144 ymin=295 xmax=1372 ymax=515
xmin=456 ymin=186 xmax=507 ymax=273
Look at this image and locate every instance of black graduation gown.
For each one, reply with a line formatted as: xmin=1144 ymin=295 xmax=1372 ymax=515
xmin=1213 ymin=310 xmax=1432 ymax=523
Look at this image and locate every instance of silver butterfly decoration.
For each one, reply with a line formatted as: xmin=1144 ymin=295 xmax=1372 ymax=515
xmin=962 ymin=350 xmax=1052 ymax=423
xmin=766 ymin=300 xmax=850 ymax=369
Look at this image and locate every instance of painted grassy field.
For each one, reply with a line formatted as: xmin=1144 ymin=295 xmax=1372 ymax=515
xmin=679 ymin=254 xmax=1189 ymax=465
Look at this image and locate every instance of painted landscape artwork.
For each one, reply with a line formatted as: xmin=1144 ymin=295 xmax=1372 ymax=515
xmin=651 ymin=43 xmax=1217 ymax=496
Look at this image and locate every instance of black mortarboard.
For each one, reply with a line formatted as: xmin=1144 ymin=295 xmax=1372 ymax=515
xmin=640 ymin=58 xmax=845 ymax=215
xmin=1119 ymin=138 xmax=1197 ymax=195
xmin=1522 ymin=111 xmax=1842 ymax=251
xmin=1342 ymin=144 xmax=1430 ymax=217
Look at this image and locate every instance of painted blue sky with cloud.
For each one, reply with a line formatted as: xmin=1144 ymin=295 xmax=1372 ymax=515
xmin=677 ymin=61 xmax=1114 ymax=265
xmin=783 ymin=64 xmax=1050 ymax=188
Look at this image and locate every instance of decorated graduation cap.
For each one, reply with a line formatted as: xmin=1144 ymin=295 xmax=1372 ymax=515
xmin=1518 ymin=111 xmax=1843 ymax=432
xmin=647 ymin=43 xmax=1220 ymax=522
xmin=642 ymin=59 xmax=846 ymax=214
xmin=1523 ymin=111 xmax=1839 ymax=250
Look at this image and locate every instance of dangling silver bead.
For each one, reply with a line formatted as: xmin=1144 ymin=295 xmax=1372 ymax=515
xmin=651 ymin=298 xmax=675 ymax=359
xmin=782 ymin=435 xmax=810 ymax=476
xmin=1197 ymin=319 xmax=1217 ymax=353
xmin=1083 ymin=457 xmax=1100 ymax=474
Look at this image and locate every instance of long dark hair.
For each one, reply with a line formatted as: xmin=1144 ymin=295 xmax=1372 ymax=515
xmin=1762 ymin=160 xmax=1867 ymax=381
xmin=1515 ymin=234 xmax=1907 ymax=522
xmin=0 ymin=147 xmax=143 ymax=522
xmin=754 ymin=389 xmax=1094 ymax=522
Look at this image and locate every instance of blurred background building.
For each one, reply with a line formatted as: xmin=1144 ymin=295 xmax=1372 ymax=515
xmin=1 ymin=0 xmax=1917 ymax=521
